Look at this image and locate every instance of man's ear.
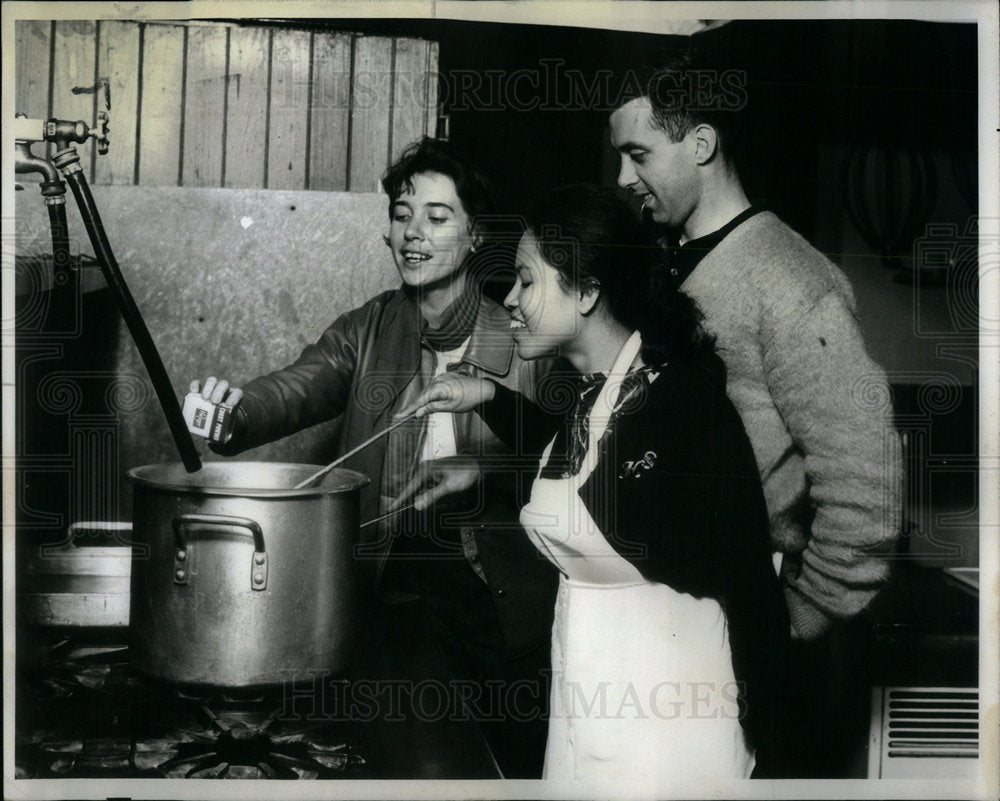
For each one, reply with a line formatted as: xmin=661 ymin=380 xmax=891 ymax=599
xmin=691 ymin=123 xmax=720 ymax=165
xmin=578 ymin=281 xmax=601 ymax=316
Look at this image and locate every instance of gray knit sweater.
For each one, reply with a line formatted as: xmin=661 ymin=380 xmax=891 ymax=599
xmin=682 ymin=211 xmax=902 ymax=639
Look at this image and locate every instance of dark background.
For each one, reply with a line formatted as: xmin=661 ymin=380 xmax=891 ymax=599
xmin=258 ymin=16 xmax=981 ymax=573
xmin=271 ymin=17 xmax=978 ymax=241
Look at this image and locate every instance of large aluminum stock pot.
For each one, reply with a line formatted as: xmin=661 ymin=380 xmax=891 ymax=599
xmin=126 ymin=462 xmax=369 ymax=687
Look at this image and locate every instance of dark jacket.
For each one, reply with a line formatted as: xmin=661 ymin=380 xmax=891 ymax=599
xmin=216 ymin=288 xmax=558 ymax=658
xmin=482 ymin=358 xmax=789 ymax=762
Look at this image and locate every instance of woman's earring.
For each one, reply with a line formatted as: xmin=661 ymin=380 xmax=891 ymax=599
xmin=382 ymin=234 xmax=391 ymax=247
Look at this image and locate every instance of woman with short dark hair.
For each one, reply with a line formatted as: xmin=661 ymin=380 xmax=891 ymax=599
xmin=189 ymin=137 xmax=557 ymax=778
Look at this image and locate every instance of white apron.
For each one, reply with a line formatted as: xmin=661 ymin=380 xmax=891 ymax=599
xmin=519 ymin=332 xmax=754 ymax=792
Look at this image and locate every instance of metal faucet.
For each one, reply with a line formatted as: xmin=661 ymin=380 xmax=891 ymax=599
xmin=15 ymin=76 xmax=111 ymax=158
xmin=14 ymin=136 xmax=61 ymax=186
xmin=15 ymin=75 xmax=110 ymax=194
xmin=14 ymin=112 xmax=110 ymax=155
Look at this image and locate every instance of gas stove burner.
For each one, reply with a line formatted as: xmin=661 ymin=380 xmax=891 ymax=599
xmin=16 ymin=633 xmax=368 ymax=780
xmin=19 ymin=735 xmax=133 ymax=776
xmin=170 ymin=682 xmax=282 ymax=708
xmin=133 ymin=702 xmax=365 ymax=779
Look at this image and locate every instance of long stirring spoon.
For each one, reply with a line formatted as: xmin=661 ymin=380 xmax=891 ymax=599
xmin=293 ymin=412 xmax=417 ymax=489
xmin=360 ymin=504 xmax=416 ymax=529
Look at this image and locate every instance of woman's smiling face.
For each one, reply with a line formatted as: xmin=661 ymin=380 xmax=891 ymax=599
xmin=388 ymin=171 xmax=476 ymax=290
xmin=504 ymin=231 xmax=583 ymax=361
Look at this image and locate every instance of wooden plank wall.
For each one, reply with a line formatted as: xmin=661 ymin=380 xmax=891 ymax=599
xmin=13 ymin=20 xmax=52 ymax=183
xmin=14 ymin=20 xmax=439 ymax=192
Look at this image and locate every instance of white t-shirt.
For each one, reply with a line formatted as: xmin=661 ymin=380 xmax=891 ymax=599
xmin=420 ymin=337 xmax=471 ymax=463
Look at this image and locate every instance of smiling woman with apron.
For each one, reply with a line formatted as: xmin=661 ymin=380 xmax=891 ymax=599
xmin=396 ymin=185 xmax=790 ymax=787
xmin=521 ymin=332 xmax=755 ymax=789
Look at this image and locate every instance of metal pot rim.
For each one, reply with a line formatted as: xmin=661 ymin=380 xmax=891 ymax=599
xmin=126 ymin=461 xmax=370 ymax=497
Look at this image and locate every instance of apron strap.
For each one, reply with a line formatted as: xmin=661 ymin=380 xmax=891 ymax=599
xmin=578 ymin=331 xmax=643 ymax=482
xmin=536 ymin=434 xmax=559 ymax=475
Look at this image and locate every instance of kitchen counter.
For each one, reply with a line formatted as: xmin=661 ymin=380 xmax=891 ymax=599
xmin=866 ymin=561 xmax=979 ymax=688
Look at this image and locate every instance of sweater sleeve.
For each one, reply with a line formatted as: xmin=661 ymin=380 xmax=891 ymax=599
xmin=478 ymin=380 xmax=565 ymax=456
xmin=212 ymin=306 xmax=362 ymax=455
xmin=762 ymin=286 xmax=902 ymax=638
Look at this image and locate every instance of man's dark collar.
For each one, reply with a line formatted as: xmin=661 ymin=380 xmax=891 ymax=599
xmin=665 ymin=206 xmax=765 ymax=286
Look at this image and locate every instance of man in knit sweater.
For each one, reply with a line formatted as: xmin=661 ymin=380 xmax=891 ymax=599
xmin=609 ymin=51 xmax=902 ymax=775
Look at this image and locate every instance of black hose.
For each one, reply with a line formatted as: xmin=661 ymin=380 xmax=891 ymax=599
xmin=46 ymin=200 xmax=74 ymax=287
xmin=45 ymin=199 xmax=78 ymax=329
xmin=62 ymin=168 xmax=202 ymax=472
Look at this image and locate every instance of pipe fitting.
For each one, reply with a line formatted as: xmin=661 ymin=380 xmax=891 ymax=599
xmin=41 ymin=184 xmax=68 ymax=206
xmin=48 ymin=118 xmax=92 ymax=148
xmin=16 ymin=111 xmax=110 ymax=154
xmin=52 ymin=146 xmax=84 ymax=174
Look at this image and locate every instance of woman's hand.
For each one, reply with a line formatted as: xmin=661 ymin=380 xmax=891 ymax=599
xmin=190 ymin=376 xmax=244 ymax=409
xmin=391 ymin=456 xmax=482 ymax=512
xmin=394 ymin=373 xmax=496 ymax=420
xmin=185 ymin=376 xmax=243 ymax=444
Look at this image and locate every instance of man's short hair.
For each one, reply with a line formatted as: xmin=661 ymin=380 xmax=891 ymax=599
xmin=619 ymin=47 xmax=745 ymax=169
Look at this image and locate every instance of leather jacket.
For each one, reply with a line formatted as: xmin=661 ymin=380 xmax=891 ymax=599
xmin=216 ymin=288 xmax=558 ymax=657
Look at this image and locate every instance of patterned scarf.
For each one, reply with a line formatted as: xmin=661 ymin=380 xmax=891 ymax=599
xmin=563 ymin=365 xmax=656 ymax=478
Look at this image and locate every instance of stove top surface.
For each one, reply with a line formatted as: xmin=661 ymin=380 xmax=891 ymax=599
xmin=15 ymin=633 xmax=368 ymax=780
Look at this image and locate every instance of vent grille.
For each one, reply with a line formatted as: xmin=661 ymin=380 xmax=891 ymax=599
xmin=870 ymin=686 xmax=979 ymax=778
xmin=887 ymin=688 xmax=978 ymax=758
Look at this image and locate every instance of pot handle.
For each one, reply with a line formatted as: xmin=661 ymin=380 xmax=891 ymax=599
xmin=171 ymin=514 xmax=268 ymax=591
